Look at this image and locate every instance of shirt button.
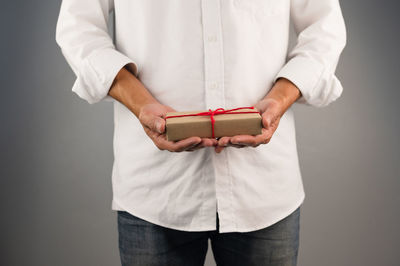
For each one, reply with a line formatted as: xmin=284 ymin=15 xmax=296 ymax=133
xmin=207 ymin=35 xmax=217 ymax=42
xmin=210 ymin=82 xmax=219 ymax=89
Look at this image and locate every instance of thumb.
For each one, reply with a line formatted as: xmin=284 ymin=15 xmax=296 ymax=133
xmin=140 ymin=111 xmax=166 ymax=134
xmin=262 ymin=112 xmax=273 ymax=129
xmin=152 ymin=117 xmax=165 ymax=134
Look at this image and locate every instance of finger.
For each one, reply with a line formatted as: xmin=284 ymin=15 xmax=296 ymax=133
xmin=254 ymin=131 xmax=271 ymax=145
xmin=186 ymin=143 xmax=202 ymax=151
xmin=215 ymin=145 xmax=225 ymax=153
xmin=185 ymin=140 xmax=206 ymax=151
xmin=262 ymin=109 xmax=280 ymax=130
xmin=262 ymin=112 xmax=272 ymax=129
xmin=142 ymin=114 xmax=166 ymax=134
xmin=184 ymin=142 xmax=202 ymax=152
xmin=215 ymin=142 xmax=247 ymax=153
xmin=169 ymin=137 xmax=202 ymax=152
xmin=217 ymin=136 xmax=231 ymax=147
xmin=184 ymin=137 xmax=217 ymax=151
xmin=143 ymin=126 xmax=162 ymax=141
xmin=230 ymin=135 xmax=257 ymax=146
xmin=215 ymin=137 xmax=230 ymax=153
xmin=202 ymin=138 xmax=218 ymax=147
xmin=195 ymin=138 xmax=219 ymax=151
xmin=153 ymin=134 xmax=193 ymax=151
xmin=252 ymin=128 xmax=272 ymax=146
xmin=229 ymin=143 xmax=247 ymax=148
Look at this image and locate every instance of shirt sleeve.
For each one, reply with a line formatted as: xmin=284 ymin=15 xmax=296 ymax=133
xmin=55 ymin=0 xmax=139 ymax=104
xmin=275 ymin=0 xmax=347 ymax=107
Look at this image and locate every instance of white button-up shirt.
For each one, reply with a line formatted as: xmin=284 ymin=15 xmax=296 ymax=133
xmin=56 ymin=0 xmax=346 ymax=233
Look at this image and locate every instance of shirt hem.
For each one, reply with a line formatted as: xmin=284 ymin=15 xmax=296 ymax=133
xmin=218 ymin=191 xmax=305 ymax=233
xmin=111 ymin=190 xmax=305 ymax=233
xmin=111 ymin=198 xmax=217 ymax=232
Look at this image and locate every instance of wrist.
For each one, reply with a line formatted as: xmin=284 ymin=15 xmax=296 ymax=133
xmin=264 ymin=78 xmax=301 ymax=114
xmin=109 ymin=67 xmax=158 ymax=117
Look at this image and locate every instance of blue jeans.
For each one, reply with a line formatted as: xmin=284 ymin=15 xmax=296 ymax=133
xmin=117 ymin=207 xmax=300 ymax=266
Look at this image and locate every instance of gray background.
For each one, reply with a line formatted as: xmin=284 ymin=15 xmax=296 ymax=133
xmin=1 ymin=0 xmax=399 ymax=265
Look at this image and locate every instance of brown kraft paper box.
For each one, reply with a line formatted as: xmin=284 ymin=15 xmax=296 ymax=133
xmin=165 ymin=108 xmax=262 ymax=141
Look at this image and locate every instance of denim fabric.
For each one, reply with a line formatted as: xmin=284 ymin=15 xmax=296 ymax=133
xmin=117 ymin=207 xmax=300 ymax=266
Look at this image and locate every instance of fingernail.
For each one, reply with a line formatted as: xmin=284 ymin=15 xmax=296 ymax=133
xmin=155 ymin=121 xmax=162 ymax=133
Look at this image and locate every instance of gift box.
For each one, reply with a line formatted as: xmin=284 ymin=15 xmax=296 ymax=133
xmin=165 ymin=107 xmax=262 ymax=141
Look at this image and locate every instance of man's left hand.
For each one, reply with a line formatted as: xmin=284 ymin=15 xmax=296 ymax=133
xmin=214 ymin=78 xmax=301 ymax=153
xmin=214 ymin=98 xmax=282 ymax=153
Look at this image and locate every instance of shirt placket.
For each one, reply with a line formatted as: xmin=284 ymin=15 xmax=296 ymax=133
xmin=201 ymin=0 xmax=225 ymax=110
xmin=201 ymin=0 xmax=235 ymax=232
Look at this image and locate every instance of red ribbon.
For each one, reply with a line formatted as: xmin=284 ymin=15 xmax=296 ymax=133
xmin=165 ymin=106 xmax=259 ymax=138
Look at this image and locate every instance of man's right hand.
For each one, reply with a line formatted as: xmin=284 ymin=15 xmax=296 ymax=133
xmin=138 ymin=103 xmax=217 ymax=152
xmin=108 ymin=66 xmax=217 ymax=152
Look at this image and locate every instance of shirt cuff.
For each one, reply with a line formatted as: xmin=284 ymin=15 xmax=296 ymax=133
xmin=72 ymin=48 xmax=139 ymax=104
xmin=274 ymin=56 xmax=324 ymax=106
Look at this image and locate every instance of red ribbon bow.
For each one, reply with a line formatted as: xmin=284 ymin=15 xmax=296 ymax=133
xmin=165 ymin=106 xmax=259 ymax=138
